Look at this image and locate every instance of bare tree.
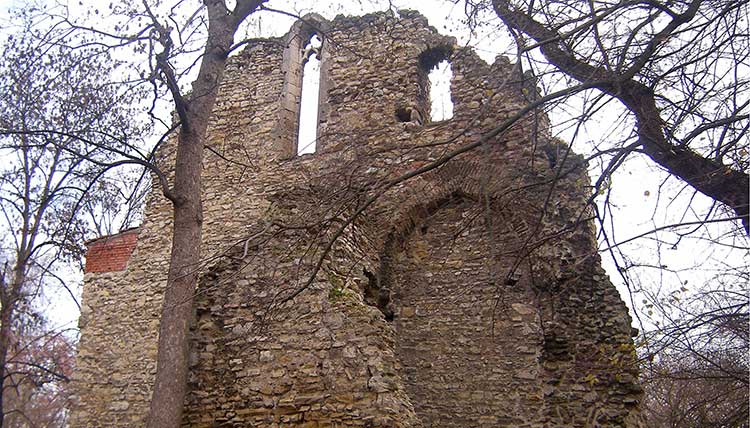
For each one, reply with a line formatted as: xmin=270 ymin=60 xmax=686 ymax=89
xmin=1 ymin=305 xmax=75 ymax=428
xmin=457 ymin=0 xmax=750 ymax=421
xmin=137 ymin=2 xmax=269 ymax=425
xmin=482 ymin=0 xmax=748 ymax=231
xmin=49 ymin=0 xmax=270 ymax=425
xmin=639 ymin=268 xmax=749 ymax=427
xmin=0 ymin=5 xmax=146 ymax=425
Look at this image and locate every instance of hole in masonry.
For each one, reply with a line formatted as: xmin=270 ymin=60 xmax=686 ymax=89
xmin=363 ymin=268 xmax=393 ymax=321
xmin=395 ymin=107 xmax=412 ymax=122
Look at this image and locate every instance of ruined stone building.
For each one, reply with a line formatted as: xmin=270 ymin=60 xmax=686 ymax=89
xmin=71 ymin=11 xmax=644 ymax=428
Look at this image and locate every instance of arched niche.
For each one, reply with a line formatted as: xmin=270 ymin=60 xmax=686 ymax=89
xmin=371 ymin=191 xmax=545 ymax=428
xmin=360 ymin=156 xmax=643 ymax=427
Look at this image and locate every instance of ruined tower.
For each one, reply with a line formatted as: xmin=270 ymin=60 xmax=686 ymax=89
xmin=72 ymin=11 xmax=643 ymax=427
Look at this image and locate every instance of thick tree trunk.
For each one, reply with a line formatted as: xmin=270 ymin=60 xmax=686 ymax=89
xmin=0 ymin=295 xmax=11 ymax=427
xmin=145 ymin=3 xmax=265 ymax=427
xmin=492 ymin=0 xmax=749 ymax=232
xmin=145 ymin=127 xmax=204 ymax=428
xmin=0 ymin=262 xmax=26 ymax=428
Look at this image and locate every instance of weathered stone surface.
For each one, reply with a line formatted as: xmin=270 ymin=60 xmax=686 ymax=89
xmin=72 ymin=11 xmax=643 ymax=428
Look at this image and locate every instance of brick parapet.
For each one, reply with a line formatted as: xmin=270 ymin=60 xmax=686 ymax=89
xmin=84 ymin=228 xmax=141 ymax=273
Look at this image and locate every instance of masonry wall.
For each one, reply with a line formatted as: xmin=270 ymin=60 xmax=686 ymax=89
xmin=72 ymin=11 xmax=643 ymax=428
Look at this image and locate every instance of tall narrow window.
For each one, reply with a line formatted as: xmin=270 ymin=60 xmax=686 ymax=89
xmin=297 ymin=35 xmax=322 ymax=155
xmin=428 ymin=60 xmax=453 ymax=121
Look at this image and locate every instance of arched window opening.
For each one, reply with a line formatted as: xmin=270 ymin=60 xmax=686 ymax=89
xmin=419 ymin=46 xmax=454 ymax=123
xmin=297 ymin=34 xmax=322 ymax=155
xmin=428 ymin=59 xmax=453 ymax=121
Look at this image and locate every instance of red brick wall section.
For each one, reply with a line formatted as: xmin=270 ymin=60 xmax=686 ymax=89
xmin=84 ymin=228 xmax=141 ymax=273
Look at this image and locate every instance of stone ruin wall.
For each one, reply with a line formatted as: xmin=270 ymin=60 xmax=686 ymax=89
xmin=71 ymin=11 xmax=644 ymax=428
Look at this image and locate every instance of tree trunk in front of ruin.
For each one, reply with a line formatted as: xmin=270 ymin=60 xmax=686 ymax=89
xmin=145 ymin=3 xmax=266 ymax=427
xmin=0 ymin=259 xmax=28 ymax=428
xmin=0 ymin=285 xmax=12 ymax=428
xmin=145 ymin=125 xmax=205 ymax=428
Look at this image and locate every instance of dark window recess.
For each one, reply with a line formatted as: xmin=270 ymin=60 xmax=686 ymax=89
xmin=395 ymin=107 xmax=412 ymax=122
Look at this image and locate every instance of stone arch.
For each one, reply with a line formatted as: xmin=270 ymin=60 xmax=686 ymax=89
xmin=383 ymin=160 xmax=535 ymax=246
xmin=354 ymin=160 xmax=559 ymax=427
xmin=374 ymin=164 xmax=643 ymax=428
xmin=367 ymin=156 xmax=544 ymax=324
xmin=370 ymin=187 xmax=545 ymax=427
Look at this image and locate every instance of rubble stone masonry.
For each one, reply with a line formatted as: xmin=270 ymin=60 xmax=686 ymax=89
xmin=72 ymin=11 xmax=644 ymax=428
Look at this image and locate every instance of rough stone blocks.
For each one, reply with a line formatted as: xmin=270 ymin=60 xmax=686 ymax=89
xmin=72 ymin=10 xmax=644 ymax=428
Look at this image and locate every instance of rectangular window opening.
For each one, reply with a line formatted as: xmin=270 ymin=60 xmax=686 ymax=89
xmin=429 ymin=60 xmax=453 ymax=122
xmin=297 ymin=35 xmax=322 ymax=155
